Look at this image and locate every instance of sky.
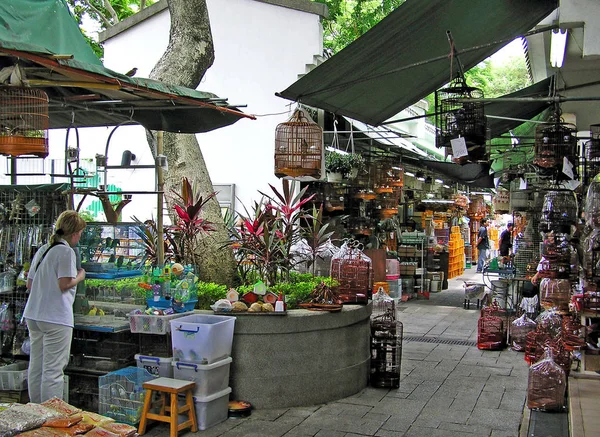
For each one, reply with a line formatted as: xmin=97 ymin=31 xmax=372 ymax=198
xmin=490 ymin=38 xmax=525 ymax=66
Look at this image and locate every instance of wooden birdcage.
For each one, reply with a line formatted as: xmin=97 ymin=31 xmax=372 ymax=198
xmin=540 ymin=278 xmax=571 ymax=312
xmin=0 ymin=86 xmax=49 ymax=157
xmin=533 ymin=119 xmax=577 ymax=171
xmin=477 ymin=314 xmax=505 ymax=350
xmin=330 ymin=242 xmax=372 ymax=304
xmin=527 ymin=349 xmax=566 ymax=411
xmin=370 ymin=304 xmax=403 ymax=388
xmin=435 ymin=79 xmax=487 ymax=164
xmin=274 ymin=109 xmax=323 ymax=179
xmin=562 ymin=315 xmax=586 ymax=351
xmin=535 ymin=308 xmax=563 ymax=337
xmin=524 ymin=328 xmax=551 ymax=365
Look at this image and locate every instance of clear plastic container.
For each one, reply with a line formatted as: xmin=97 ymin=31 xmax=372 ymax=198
xmin=170 ymin=314 xmax=235 ymax=364
xmin=172 ymin=356 xmax=232 ymax=397
xmin=135 ymin=354 xmax=174 ymax=378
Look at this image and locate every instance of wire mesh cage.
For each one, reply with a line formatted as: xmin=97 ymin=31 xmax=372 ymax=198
xmin=585 ymin=172 xmax=600 ymax=229
xmin=0 ymin=86 xmax=49 ymax=158
xmin=582 ymin=126 xmax=600 ymax=187
xmin=370 ymin=301 xmax=402 ymax=388
xmin=274 ymin=109 xmax=323 ymax=179
xmin=533 ymin=120 xmax=577 ymax=173
xmin=527 ymin=349 xmax=566 ymax=411
xmin=435 ymin=80 xmax=487 ymax=163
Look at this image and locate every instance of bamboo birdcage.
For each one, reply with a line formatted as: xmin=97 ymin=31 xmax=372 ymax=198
xmin=0 ymin=86 xmax=49 ymax=157
xmin=533 ymin=118 xmax=577 ymax=172
xmin=274 ymin=109 xmax=323 ymax=179
xmin=330 ymin=241 xmax=372 ymax=304
xmin=477 ymin=313 xmax=505 ymax=350
xmin=539 ymin=278 xmax=571 ymax=312
xmin=435 ymin=80 xmax=487 ymax=164
xmin=511 ymin=314 xmax=537 ymax=352
xmin=527 ymin=349 xmax=566 ymax=411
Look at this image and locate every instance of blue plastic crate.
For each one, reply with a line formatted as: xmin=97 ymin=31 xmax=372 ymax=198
xmin=98 ymin=366 xmax=156 ymax=425
xmin=173 ymin=299 xmax=198 ymax=313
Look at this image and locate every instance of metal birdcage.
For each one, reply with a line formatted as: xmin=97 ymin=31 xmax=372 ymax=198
xmin=435 ymin=80 xmax=487 ymax=163
xmin=274 ymin=109 xmax=323 ymax=179
xmin=0 ymin=86 xmax=49 ymax=158
xmin=533 ymin=119 xmax=577 ymax=172
xmin=370 ymin=301 xmax=402 ymax=388
xmin=539 ymin=190 xmax=578 ymax=233
xmin=582 ymin=124 xmax=600 ymax=187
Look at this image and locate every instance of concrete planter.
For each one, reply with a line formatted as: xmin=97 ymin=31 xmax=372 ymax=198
xmin=197 ymin=303 xmax=372 ymax=408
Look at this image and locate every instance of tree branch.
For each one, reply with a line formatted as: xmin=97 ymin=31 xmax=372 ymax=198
xmin=80 ymin=0 xmax=113 ymax=27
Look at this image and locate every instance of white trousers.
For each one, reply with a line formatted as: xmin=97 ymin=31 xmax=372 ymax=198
xmin=26 ymin=319 xmax=72 ymax=403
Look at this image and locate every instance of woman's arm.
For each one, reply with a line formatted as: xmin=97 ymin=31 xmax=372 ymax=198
xmin=58 ymin=269 xmax=86 ymax=292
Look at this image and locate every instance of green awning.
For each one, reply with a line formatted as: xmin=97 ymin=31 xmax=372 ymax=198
xmin=278 ymin=0 xmax=557 ymax=126
xmin=0 ymin=0 xmax=253 ymax=132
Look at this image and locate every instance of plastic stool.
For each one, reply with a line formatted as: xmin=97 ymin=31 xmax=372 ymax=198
xmin=138 ymin=377 xmax=198 ymax=437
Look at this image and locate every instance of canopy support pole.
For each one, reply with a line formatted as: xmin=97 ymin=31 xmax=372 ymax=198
xmin=156 ymin=131 xmax=165 ymax=267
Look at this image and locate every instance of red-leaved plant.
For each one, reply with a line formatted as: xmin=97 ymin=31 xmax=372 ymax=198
xmin=170 ymin=177 xmax=217 ymax=266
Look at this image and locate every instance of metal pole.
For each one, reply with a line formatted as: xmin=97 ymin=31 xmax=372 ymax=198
xmin=156 ymin=131 xmax=165 ymax=267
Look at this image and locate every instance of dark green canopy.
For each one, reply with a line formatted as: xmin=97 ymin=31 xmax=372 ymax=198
xmin=278 ymin=0 xmax=557 ymax=126
xmin=0 ymin=0 xmax=252 ymax=132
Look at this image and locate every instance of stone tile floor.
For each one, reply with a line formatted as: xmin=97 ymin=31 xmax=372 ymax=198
xmin=142 ymin=270 xmax=590 ymax=436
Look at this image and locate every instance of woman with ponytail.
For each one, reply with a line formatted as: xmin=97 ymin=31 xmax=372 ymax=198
xmin=24 ymin=210 xmax=86 ymax=403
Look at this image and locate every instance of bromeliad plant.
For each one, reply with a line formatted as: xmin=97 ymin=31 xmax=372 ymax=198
xmin=301 ymin=204 xmax=335 ymax=276
xmin=170 ymin=177 xmax=217 ymax=266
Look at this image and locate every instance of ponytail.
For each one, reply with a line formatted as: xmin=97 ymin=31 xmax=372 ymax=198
xmin=50 ymin=211 xmax=86 ymax=245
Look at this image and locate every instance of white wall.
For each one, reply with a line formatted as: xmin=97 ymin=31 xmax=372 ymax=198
xmin=89 ymin=0 xmax=324 ymax=220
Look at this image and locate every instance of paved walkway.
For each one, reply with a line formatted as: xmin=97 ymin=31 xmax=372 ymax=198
xmin=141 ymin=270 xmax=572 ymax=436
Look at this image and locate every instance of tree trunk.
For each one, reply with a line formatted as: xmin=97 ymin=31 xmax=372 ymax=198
xmin=148 ymin=0 xmax=238 ymax=286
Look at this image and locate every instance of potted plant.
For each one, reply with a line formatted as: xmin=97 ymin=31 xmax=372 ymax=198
xmin=325 ymin=152 xmax=366 ymax=181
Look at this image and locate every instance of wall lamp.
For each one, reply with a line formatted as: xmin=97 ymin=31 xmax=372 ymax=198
xmin=550 ymin=28 xmax=568 ymax=68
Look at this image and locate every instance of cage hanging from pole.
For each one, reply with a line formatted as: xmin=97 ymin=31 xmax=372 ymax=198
xmin=274 ymin=109 xmax=323 ymax=179
xmin=435 ymin=80 xmax=487 ymax=164
xmin=370 ymin=300 xmax=402 ymax=388
xmin=0 ymin=86 xmax=49 ymax=158
xmin=533 ymin=118 xmax=577 ymax=173
xmin=583 ymin=124 xmax=600 ymax=187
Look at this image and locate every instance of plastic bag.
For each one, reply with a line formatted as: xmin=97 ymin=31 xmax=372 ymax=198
xmin=43 ymin=413 xmax=82 ymax=427
xmin=45 ymin=423 xmax=93 ymax=436
xmin=510 ymin=313 xmax=536 ymax=351
xmin=40 ymin=398 xmax=81 ymax=416
xmin=79 ymin=412 xmax=114 ymax=427
xmin=0 ymin=404 xmax=47 ymax=433
xmin=15 ymin=428 xmax=69 ymax=437
xmin=83 ymin=428 xmax=119 ymax=437
xmin=527 ymin=348 xmax=566 ymax=411
xmin=99 ymin=423 xmax=137 ymax=437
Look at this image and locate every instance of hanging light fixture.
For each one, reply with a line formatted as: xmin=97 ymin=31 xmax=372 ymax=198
xmin=550 ymin=28 xmax=568 ymax=68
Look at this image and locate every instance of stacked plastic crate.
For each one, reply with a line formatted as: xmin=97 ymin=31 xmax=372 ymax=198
xmin=170 ymin=314 xmax=236 ymax=431
xmin=448 ymin=226 xmax=465 ymax=279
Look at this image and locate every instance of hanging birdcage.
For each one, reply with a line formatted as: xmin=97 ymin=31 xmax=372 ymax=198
xmin=533 ymin=118 xmax=577 ymax=172
xmin=0 ymin=86 xmax=49 ymax=157
xmin=274 ymin=109 xmax=323 ymax=179
xmin=370 ymin=300 xmax=402 ymax=388
xmin=527 ymin=349 xmax=566 ymax=411
xmin=582 ymin=124 xmax=600 ymax=186
xmin=435 ymin=80 xmax=487 ymax=164
xmin=539 ymin=189 xmax=578 ymax=233
xmin=330 ymin=241 xmax=372 ymax=304
xmin=585 ymin=172 xmax=600 ymax=229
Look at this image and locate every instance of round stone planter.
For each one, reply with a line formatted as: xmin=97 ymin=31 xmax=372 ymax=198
xmin=198 ymin=303 xmax=372 ymax=409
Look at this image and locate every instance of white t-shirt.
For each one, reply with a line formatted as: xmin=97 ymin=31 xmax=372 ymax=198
xmin=23 ymin=239 xmax=77 ymax=327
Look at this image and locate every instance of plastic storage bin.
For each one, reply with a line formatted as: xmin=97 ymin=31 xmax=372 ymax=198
xmin=179 ymin=387 xmax=232 ymax=431
xmin=0 ymin=361 xmax=28 ymax=390
xmin=98 ymin=366 xmax=156 ymax=425
xmin=135 ymin=354 xmax=174 ymax=378
xmin=170 ymin=314 xmax=235 ymax=364
xmin=129 ymin=312 xmax=188 ymax=335
xmin=172 ymin=357 xmax=232 ymax=397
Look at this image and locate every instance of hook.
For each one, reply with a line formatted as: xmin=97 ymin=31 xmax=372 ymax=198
xmin=71 ymin=111 xmax=75 ymax=125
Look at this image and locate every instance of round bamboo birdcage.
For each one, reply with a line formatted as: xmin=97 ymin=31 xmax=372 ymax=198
xmin=0 ymin=86 xmax=49 ymax=157
xmin=274 ymin=109 xmax=323 ymax=179
xmin=540 ymin=278 xmax=571 ymax=312
xmin=533 ymin=119 xmax=577 ymax=171
xmin=477 ymin=314 xmax=505 ymax=350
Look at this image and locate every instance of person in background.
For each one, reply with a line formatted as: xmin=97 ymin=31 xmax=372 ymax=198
xmin=24 ymin=210 xmax=86 ymax=403
xmin=499 ymin=222 xmax=514 ymax=257
xmin=476 ymin=218 xmax=490 ymax=273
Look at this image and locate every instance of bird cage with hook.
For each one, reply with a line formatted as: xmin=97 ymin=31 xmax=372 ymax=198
xmin=527 ymin=348 xmax=566 ymax=411
xmin=330 ymin=240 xmax=372 ymax=304
xmin=435 ymin=79 xmax=487 ymax=164
xmin=370 ymin=297 xmax=403 ymax=388
xmin=533 ymin=116 xmax=577 ymax=172
xmin=274 ymin=109 xmax=323 ymax=179
xmin=582 ymin=124 xmax=600 ymax=186
xmin=0 ymin=86 xmax=49 ymax=157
